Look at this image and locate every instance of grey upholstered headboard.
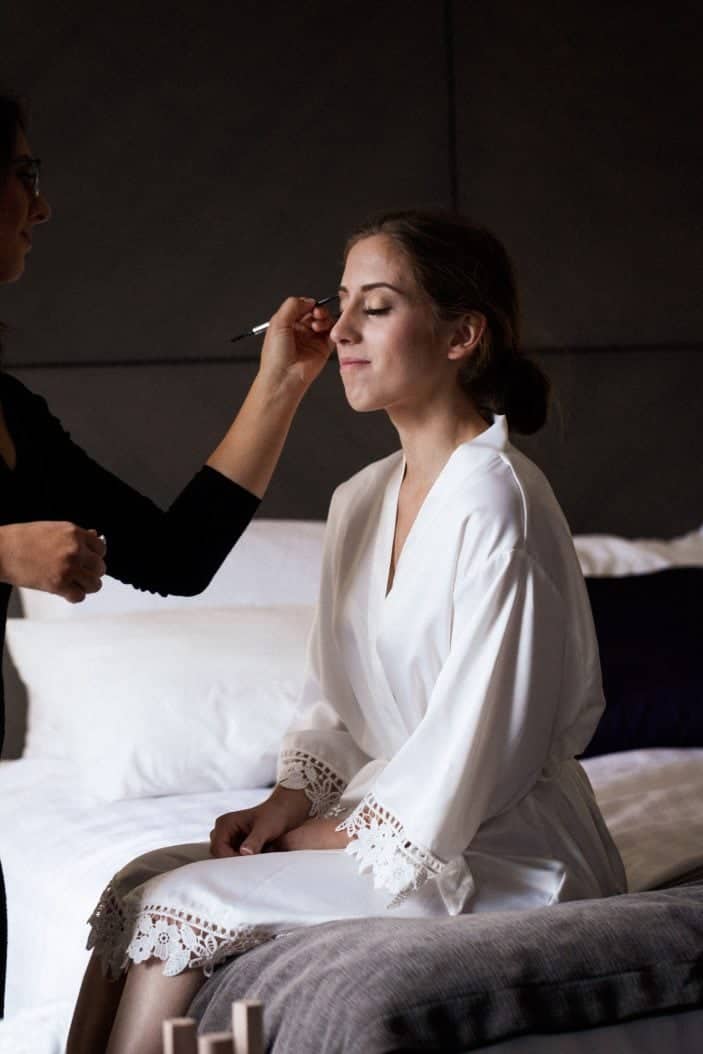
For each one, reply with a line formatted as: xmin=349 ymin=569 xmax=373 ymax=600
xmin=4 ymin=1 xmax=700 ymax=755
xmin=8 ymin=345 xmax=702 ymax=535
xmin=3 ymin=345 xmax=702 ymax=760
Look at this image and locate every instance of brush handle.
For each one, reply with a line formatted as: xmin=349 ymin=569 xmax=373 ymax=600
xmin=230 ymin=295 xmax=337 ymax=343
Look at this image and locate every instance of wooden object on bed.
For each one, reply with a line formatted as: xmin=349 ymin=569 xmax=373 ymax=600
xmin=197 ymin=1032 xmax=235 ymax=1053
xmin=232 ymin=1000 xmax=264 ymax=1054
xmin=163 ymin=1001 xmax=263 ymax=1054
xmin=162 ymin=1016 xmax=198 ymax=1053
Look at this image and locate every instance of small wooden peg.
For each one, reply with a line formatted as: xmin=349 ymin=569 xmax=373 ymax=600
xmin=232 ymin=1000 xmax=264 ymax=1054
xmin=197 ymin=1032 xmax=234 ymax=1054
xmin=162 ymin=1017 xmax=198 ymax=1054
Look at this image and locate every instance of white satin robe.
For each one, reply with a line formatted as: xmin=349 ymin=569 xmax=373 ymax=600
xmin=88 ymin=416 xmax=626 ymax=978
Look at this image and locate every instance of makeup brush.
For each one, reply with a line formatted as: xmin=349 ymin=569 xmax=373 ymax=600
xmin=230 ymin=295 xmax=338 ymax=343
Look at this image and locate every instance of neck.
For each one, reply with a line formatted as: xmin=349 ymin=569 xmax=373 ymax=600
xmin=388 ymin=385 xmax=490 ymax=491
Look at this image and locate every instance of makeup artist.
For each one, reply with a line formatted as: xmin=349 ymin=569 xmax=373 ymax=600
xmin=0 ymin=93 xmax=334 ymax=1016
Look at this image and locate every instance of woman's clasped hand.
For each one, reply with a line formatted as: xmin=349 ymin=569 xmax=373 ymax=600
xmin=209 ymin=785 xmax=348 ymax=858
xmin=0 ymin=521 xmax=106 ymax=603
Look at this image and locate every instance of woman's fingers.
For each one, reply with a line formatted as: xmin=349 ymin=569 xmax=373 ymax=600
xmin=209 ymin=807 xmax=275 ymax=858
xmin=80 ymin=549 xmax=107 ymax=579
xmin=62 ymin=583 xmax=87 ymax=604
xmin=209 ymin=808 xmax=283 ymax=858
xmin=296 ymin=306 xmax=335 ymax=334
xmin=85 ymin=530 xmax=107 ymax=558
xmin=0 ymin=521 xmax=109 ymax=601
xmin=71 ymin=567 xmax=103 ymax=595
xmin=239 ymin=815 xmax=280 ymax=856
xmin=210 ymin=812 xmax=249 ymax=858
xmin=68 ymin=540 xmax=106 ymax=596
xmin=310 ymin=305 xmax=336 ymax=331
xmin=209 ymin=794 xmax=309 ymax=859
xmin=270 ymin=296 xmax=317 ymax=331
xmin=52 ymin=529 xmax=105 ymax=598
xmin=260 ymin=296 xmax=334 ymax=392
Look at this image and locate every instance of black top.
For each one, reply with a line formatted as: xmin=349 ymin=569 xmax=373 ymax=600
xmin=0 ymin=370 xmax=261 ymax=756
xmin=0 ymin=370 xmax=260 ymax=1015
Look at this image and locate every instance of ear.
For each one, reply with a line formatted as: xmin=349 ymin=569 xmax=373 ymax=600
xmin=447 ymin=312 xmax=487 ymax=363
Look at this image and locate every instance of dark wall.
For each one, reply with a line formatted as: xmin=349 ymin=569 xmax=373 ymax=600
xmin=453 ymin=2 xmax=702 ymax=348
xmin=1 ymin=0 xmax=450 ymax=366
xmin=2 ymin=2 xmax=702 ymax=760
xmin=0 ymin=1 xmax=701 ymax=518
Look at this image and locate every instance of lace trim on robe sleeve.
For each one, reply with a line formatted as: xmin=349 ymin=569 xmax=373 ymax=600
xmin=337 ymin=791 xmax=446 ymax=906
xmin=277 ymin=748 xmax=347 ymax=818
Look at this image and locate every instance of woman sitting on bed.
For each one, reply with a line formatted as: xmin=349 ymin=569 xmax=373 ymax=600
xmin=68 ymin=210 xmax=627 ymax=1054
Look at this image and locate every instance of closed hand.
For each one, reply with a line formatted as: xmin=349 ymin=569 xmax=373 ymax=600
xmin=260 ymin=296 xmax=334 ymax=394
xmin=0 ymin=521 xmax=106 ymax=603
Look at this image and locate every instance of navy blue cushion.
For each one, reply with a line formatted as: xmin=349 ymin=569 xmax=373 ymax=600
xmin=582 ymin=567 xmax=702 ymax=757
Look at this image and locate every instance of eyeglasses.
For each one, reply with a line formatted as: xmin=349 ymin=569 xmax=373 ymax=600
xmin=10 ymin=157 xmax=42 ymax=198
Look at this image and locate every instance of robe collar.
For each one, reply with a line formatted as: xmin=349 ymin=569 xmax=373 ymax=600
xmin=366 ymin=414 xmax=511 ymax=743
xmin=376 ymin=414 xmax=510 ymax=605
xmin=397 ymin=412 xmax=510 ymax=498
xmin=453 ymin=413 xmax=509 ymax=458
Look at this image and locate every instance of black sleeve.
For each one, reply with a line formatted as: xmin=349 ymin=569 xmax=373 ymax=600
xmin=11 ymin=377 xmax=260 ymax=596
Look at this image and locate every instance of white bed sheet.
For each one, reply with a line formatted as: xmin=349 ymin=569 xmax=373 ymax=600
xmin=0 ymin=761 xmax=265 ymax=1019
xmin=1 ymin=748 xmax=702 ymax=1051
xmin=582 ymin=748 xmax=703 ymax=891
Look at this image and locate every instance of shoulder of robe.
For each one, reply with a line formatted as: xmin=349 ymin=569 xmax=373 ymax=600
xmin=457 ymin=450 xmax=576 ymax=588
xmin=455 ymin=453 xmax=528 ymax=556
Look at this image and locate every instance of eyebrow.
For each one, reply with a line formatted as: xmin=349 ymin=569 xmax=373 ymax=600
xmin=337 ymin=282 xmax=406 ymax=296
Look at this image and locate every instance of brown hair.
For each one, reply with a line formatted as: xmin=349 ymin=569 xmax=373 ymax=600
xmin=0 ymin=92 xmax=25 ymax=172
xmin=0 ymin=91 xmax=27 ymax=358
xmin=345 ymin=210 xmax=550 ymax=434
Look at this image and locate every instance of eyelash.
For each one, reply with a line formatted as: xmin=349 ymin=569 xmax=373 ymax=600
xmin=364 ymin=308 xmax=391 ymax=316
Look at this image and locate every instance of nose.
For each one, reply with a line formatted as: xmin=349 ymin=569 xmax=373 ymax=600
xmin=30 ymin=190 xmax=51 ymax=225
xmin=330 ymin=305 xmax=358 ymax=346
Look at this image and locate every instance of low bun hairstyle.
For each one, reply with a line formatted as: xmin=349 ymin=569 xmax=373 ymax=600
xmin=345 ymin=210 xmax=550 ymax=435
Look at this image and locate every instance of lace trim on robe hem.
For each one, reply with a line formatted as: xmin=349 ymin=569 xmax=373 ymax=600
xmin=277 ymin=748 xmax=347 ymax=817
xmin=337 ymin=791 xmax=446 ymax=907
xmin=86 ymin=884 xmax=276 ymax=979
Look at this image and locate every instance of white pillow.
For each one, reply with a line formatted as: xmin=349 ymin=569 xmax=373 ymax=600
xmin=574 ymin=524 xmax=703 ymax=577
xmin=18 ymin=518 xmax=326 ymax=620
xmin=6 ymin=606 xmax=314 ymax=801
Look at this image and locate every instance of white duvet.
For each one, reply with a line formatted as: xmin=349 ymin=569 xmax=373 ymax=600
xmin=1 ymin=748 xmax=703 ymax=1053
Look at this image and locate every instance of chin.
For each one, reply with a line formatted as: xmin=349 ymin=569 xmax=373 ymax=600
xmin=340 ymin=379 xmax=388 ymax=414
xmin=343 ymin=391 xmax=387 ymax=414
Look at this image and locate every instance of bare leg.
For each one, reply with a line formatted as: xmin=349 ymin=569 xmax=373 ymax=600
xmin=66 ymin=952 xmax=127 ymax=1054
xmin=105 ymin=959 xmax=206 ymax=1054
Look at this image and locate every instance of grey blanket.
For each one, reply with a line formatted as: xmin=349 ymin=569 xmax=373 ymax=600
xmin=189 ymin=883 xmax=703 ymax=1052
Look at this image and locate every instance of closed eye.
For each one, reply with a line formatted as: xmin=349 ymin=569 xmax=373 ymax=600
xmin=15 ymin=167 xmax=38 ymax=196
xmin=364 ymin=307 xmax=391 ymax=316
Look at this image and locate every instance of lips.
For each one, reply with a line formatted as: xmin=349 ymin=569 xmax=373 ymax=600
xmin=21 ymin=232 xmax=32 ymax=249
xmin=339 ymin=359 xmax=370 ymax=368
